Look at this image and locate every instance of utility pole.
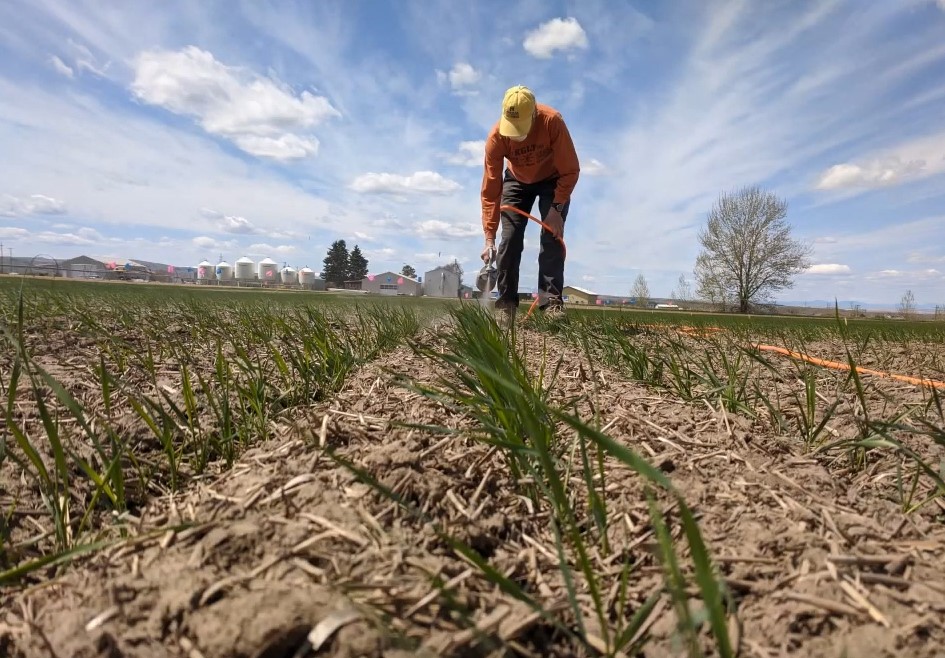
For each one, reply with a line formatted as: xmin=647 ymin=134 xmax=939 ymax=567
xmin=0 ymin=242 xmax=4 ymax=274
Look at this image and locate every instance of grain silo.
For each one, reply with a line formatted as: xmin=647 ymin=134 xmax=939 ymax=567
xmin=235 ymin=256 xmax=255 ymax=281
xmin=298 ymin=267 xmax=316 ymax=287
xmin=258 ymin=257 xmax=278 ymax=283
xmin=216 ymin=260 xmax=233 ymax=282
xmin=197 ymin=260 xmax=215 ymax=284
xmin=280 ymin=266 xmax=297 ymax=284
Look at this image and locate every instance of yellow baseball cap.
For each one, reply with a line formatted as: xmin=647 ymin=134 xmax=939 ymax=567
xmin=499 ymin=85 xmax=536 ymax=138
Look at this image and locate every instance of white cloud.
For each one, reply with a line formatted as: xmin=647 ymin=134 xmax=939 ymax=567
xmin=0 ymin=194 xmax=66 ymax=217
xmin=352 ymin=231 xmax=373 ymax=241
xmin=232 ymin=134 xmax=318 ymax=160
xmin=523 ymin=17 xmax=589 ymax=59
xmin=192 ymin=236 xmax=218 ymax=249
xmin=816 ymin=158 xmax=927 ymax=190
xmin=436 ymin=63 xmax=481 ymax=93
xmin=878 ymin=269 xmax=903 ymax=277
xmin=806 ymin=263 xmax=851 ymax=275
xmin=365 ymin=247 xmax=396 ymax=261
xmin=192 ymin=235 xmax=236 ymax=251
xmin=201 ymin=209 xmax=264 ymax=235
xmin=582 ymin=274 xmax=597 ymax=282
xmin=582 ymin=158 xmax=608 ymax=176
xmin=48 ymin=55 xmax=73 ymax=78
xmin=413 ymin=219 xmax=480 ymax=240
xmin=131 ymin=46 xmax=339 ymax=161
xmin=248 ymin=242 xmax=296 ymax=255
xmin=445 ymin=140 xmax=485 ymax=166
xmin=814 ymin=236 xmax=838 ymax=244
xmin=0 ymin=79 xmax=337 ymax=238
xmin=938 ymin=0 xmax=945 ymax=11
xmin=906 ymin=250 xmax=945 ymax=264
xmin=815 ymin=130 xmax=945 ymax=191
xmin=0 ymin=227 xmax=30 ymax=239
xmin=0 ymin=225 xmax=109 ymax=246
xmin=350 ymin=171 xmax=462 ymax=195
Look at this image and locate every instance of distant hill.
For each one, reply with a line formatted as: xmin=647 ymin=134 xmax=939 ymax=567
xmin=778 ymin=299 xmax=940 ymax=313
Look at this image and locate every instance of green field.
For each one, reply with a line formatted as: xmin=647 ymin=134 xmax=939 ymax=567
xmin=1 ymin=277 xmax=944 ymax=657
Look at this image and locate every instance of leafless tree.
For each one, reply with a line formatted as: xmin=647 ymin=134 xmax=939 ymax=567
xmin=695 ymin=186 xmax=811 ymax=313
xmin=630 ymin=273 xmax=650 ymax=308
xmin=671 ymin=273 xmax=692 ymax=301
xmin=899 ymin=289 xmax=916 ymax=318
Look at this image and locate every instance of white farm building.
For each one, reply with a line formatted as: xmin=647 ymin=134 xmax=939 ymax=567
xmin=359 ymin=271 xmax=422 ymax=296
xmin=422 ymin=266 xmax=460 ymax=298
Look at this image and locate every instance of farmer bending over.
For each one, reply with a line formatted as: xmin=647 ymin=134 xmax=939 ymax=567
xmin=480 ymin=85 xmax=580 ymax=318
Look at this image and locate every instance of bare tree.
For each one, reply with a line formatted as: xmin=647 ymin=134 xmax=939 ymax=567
xmin=630 ymin=273 xmax=650 ymax=308
xmin=442 ymin=259 xmax=464 ymax=288
xmin=671 ymin=273 xmax=692 ymax=301
xmin=899 ymin=289 xmax=916 ymax=318
xmin=695 ymin=186 xmax=811 ymax=313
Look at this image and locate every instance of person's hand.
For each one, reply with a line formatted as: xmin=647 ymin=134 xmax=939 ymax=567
xmin=545 ymin=207 xmax=564 ymax=240
xmin=481 ymin=238 xmax=496 ymax=263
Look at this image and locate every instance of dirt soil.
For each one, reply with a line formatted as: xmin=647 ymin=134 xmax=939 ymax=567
xmin=2 ymin=323 xmax=945 ymax=657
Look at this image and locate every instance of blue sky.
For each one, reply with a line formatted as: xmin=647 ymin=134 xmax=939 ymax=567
xmin=1 ymin=0 xmax=944 ymax=307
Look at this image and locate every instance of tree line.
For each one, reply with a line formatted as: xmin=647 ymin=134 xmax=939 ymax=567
xmin=320 ymin=239 xmax=464 ymax=289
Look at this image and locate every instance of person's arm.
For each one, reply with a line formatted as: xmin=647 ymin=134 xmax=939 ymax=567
xmin=481 ymin=128 xmax=505 ymax=241
xmin=550 ymin=113 xmax=580 ymax=205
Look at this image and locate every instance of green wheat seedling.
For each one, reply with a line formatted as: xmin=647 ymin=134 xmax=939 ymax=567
xmin=378 ymin=305 xmax=733 ymax=657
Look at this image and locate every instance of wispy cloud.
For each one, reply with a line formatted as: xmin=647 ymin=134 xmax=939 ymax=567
xmin=248 ymin=242 xmax=296 ymax=255
xmin=806 ymin=263 xmax=851 ymax=275
xmin=131 ymin=47 xmax=340 ymax=161
xmin=1 ymin=1 xmax=943 ymax=305
xmin=350 ymin=171 xmax=462 ymax=195
xmin=523 ymin=17 xmax=589 ymax=59
xmin=0 ymin=225 xmax=110 ymax=246
xmin=445 ymin=140 xmax=485 ymax=167
xmin=413 ymin=219 xmax=480 ymax=240
xmin=582 ymin=158 xmax=608 ymax=176
xmin=48 ymin=55 xmax=74 ymax=78
xmin=1 ymin=194 xmax=66 ymax=217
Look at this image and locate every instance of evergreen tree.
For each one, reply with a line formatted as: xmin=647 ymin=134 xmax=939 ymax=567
xmin=401 ymin=264 xmax=417 ymax=279
xmin=322 ymin=240 xmax=349 ymax=286
xmin=347 ymin=245 xmax=369 ymax=280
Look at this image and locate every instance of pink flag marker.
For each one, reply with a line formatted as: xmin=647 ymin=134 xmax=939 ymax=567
xmin=397 ymin=277 xmax=404 ymax=284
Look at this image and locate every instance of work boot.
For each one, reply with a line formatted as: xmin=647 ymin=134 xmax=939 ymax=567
xmin=539 ymin=297 xmax=565 ymax=319
xmin=542 ymin=304 xmax=565 ymax=319
xmin=496 ymin=305 xmax=516 ymax=329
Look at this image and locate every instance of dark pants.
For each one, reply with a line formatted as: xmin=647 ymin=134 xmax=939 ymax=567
xmin=496 ymin=170 xmax=568 ymax=310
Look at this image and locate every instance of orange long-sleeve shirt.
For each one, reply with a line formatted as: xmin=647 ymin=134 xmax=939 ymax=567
xmin=480 ymin=103 xmax=580 ymax=240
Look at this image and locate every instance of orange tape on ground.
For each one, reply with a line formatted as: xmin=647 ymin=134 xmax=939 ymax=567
xmin=635 ymin=323 xmax=945 ymax=390
xmin=753 ymin=344 xmax=945 ymax=390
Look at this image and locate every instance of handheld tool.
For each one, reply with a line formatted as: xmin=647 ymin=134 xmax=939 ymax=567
xmin=476 ymin=246 xmax=497 ymax=295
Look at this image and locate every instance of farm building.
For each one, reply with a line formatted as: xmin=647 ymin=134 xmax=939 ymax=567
xmin=423 ymin=266 xmax=460 ymax=298
xmin=62 ymin=255 xmax=107 ymax=279
xmin=562 ymin=285 xmax=598 ymax=305
xmin=360 ymin=271 xmax=422 ymax=296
